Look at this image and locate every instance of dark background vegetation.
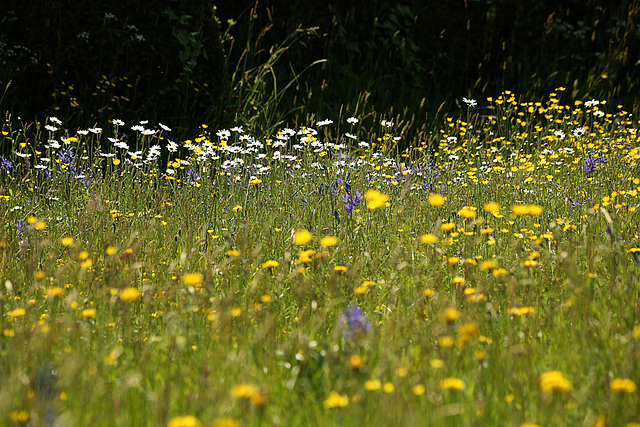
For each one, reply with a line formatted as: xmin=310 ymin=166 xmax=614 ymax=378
xmin=1 ymin=0 xmax=639 ymax=140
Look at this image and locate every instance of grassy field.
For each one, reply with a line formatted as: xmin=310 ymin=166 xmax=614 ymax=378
xmin=1 ymin=88 xmax=639 ymax=426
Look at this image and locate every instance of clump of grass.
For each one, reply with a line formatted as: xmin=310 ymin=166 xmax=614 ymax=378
xmin=0 ymin=89 xmax=639 ymax=426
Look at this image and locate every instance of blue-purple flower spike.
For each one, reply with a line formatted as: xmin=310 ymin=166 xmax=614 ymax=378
xmin=342 ymin=189 xmax=363 ymax=214
xmin=339 ymin=306 xmax=372 ymax=339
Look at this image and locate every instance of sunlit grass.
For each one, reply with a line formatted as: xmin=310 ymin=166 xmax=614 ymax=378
xmin=1 ymin=89 xmax=639 ymax=426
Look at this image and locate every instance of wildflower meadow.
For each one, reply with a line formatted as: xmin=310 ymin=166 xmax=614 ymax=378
xmin=1 ymin=87 xmax=639 ymax=426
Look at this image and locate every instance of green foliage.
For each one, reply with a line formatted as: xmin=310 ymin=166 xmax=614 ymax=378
xmin=3 ymin=0 xmax=640 ymax=143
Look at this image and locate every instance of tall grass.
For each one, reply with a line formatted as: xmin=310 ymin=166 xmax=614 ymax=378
xmin=1 ymin=88 xmax=639 ymax=425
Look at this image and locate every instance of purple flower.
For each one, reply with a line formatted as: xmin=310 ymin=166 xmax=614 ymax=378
xmin=186 ymin=169 xmax=200 ymax=184
xmin=331 ymin=176 xmax=351 ymax=196
xmin=0 ymin=156 xmax=13 ymax=176
xmin=339 ymin=306 xmax=371 ymax=339
xmin=342 ymin=189 xmax=363 ymax=214
xmin=584 ymin=153 xmax=606 ymax=177
xmin=16 ymin=219 xmax=25 ymax=235
xmin=57 ymin=148 xmax=75 ymax=166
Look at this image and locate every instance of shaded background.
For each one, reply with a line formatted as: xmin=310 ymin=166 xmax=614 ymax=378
xmin=1 ymin=0 xmax=639 ymax=139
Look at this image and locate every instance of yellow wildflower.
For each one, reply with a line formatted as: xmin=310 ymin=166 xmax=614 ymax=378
xmin=364 ymin=189 xmax=389 ymax=209
xmin=484 ymin=202 xmax=500 ymax=213
xmin=365 ymin=379 xmax=382 ymax=391
xmin=458 ymin=206 xmax=476 ymax=218
xmin=81 ymin=308 xmax=97 ymax=319
xmin=182 ymin=272 xmax=204 ymax=286
xmin=168 ymin=415 xmax=201 ymax=427
xmin=439 ymin=307 xmax=461 ymax=323
xmin=319 ymin=235 xmax=338 ymax=247
xmin=119 ymin=287 xmax=141 ymax=302
xmin=539 ymin=370 xmax=572 ymax=393
xmin=323 ymin=391 xmax=349 ymax=408
xmin=440 ymin=377 xmax=466 ymax=390
xmin=262 ymin=260 xmax=279 ymax=269
xmin=440 ymin=222 xmax=456 ymax=232
xmin=9 ymin=308 xmax=26 ymax=319
xmin=610 ymin=378 xmax=637 ymax=393
xmin=231 ymin=383 xmax=259 ymax=400
xmin=212 ymin=418 xmax=239 ymax=427
xmin=294 ymin=229 xmax=313 ymax=245
xmin=420 ymin=233 xmax=438 ymax=244
xmin=429 ymin=194 xmax=445 ymax=206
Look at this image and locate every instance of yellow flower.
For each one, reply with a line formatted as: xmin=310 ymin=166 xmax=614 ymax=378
xmin=168 ymin=415 xmax=201 ymax=427
xmin=212 ymin=418 xmax=239 ymax=427
xmin=412 ymin=384 xmax=426 ymax=396
xmin=448 ymin=257 xmax=460 ymax=265
xmin=349 ymin=354 xmax=363 ymax=369
xmin=508 ymin=307 xmax=536 ymax=316
xmin=439 ymin=336 xmax=454 ymax=347
xmin=492 ymin=268 xmax=508 ymax=277
xmin=227 ymin=249 xmax=241 ymax=257
xmin=430 ymin=359 xmax=444 ymax=369
xmin=420 ymin=233 xmax=438 ymax=244
xmin=9 ymin=308 xmax=26 ymax=318
xmin=231 ymin=308 xmax=242 ymax=317
xmin=512 ymin=204 xmax=544 ymax=215
xmin=484 ymin=202 xmax=500 ymax=213
xmin=35 ymin=221 xmax=46 ymax=231
xmin=452 ymin=276 xmax=465 ymax=285
xmin=231 ymin=383 xmax=259 ymax=400
xmin=297 ymin=249 xmax=316 ymax=264
xmin=439 ymin=307 xmax=461 ymax=323
xmin=106 ymin=246 xmax=117 ymax=256
xmin=458 ymin=206 xmax=476 ymax=218
xmin=61 ymin=237 xmax=74 ymax=246
xmin=527 ymin=204 xmax=543 ymax=215
xmin=46 ymin=286 xmax=64 ymax=297
xmin=10 ymin=411 xmax=30 ymax=423
xmin=232 ymin=205 xmax=242 ymax=212
xmin=440 ymin=222 xmax=456 ymax=232
xmin=119 ymin=287 xmax=141 ymax=302
xmin=323 ymin=391 xmax=349 ymax=408
xmin=539 ymin=370 xmax=572 ymax=393
xmin=262 ymin=260 xmax=279 ymax=269
xmin=182 ymin=272 xmax=204 ymax=286
xmin=364 ymin=379 xmax=382 ymax=391
xmin=520 ymin=424 xmax=540 ymax=427
xmin=81 ymin=308 xmax=97 ymax=319
xmin=294 ymin=229 xmax=313 ymax=245
xmin=319 ymin=235 xmax=338 ymax=247
xmin=440 ymin=377 xmax=466 ymax=390
xmin=511 ymin=204 xmax=529 ymax=215
xmin=383 ymin=382 xmax=395 ymax=393
xmin=250 ymin=178 xmax=262 ymax=185
xmin=610 ymin=378 xmax=637 ymax=393
xmin=354 ymin=286 xmax=368 ymax=295
xmin=364 ymin=189 xmax=389 ymax=209
xmin=429 ymin=194 xmax=445 ymax=207
xmin=458 ymin=322 xmax=479 ymax=337
xmin=334 ymin=265 xmax=347 ymax=274
xmin=633 ymin=325 xmax=640 ymax=339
